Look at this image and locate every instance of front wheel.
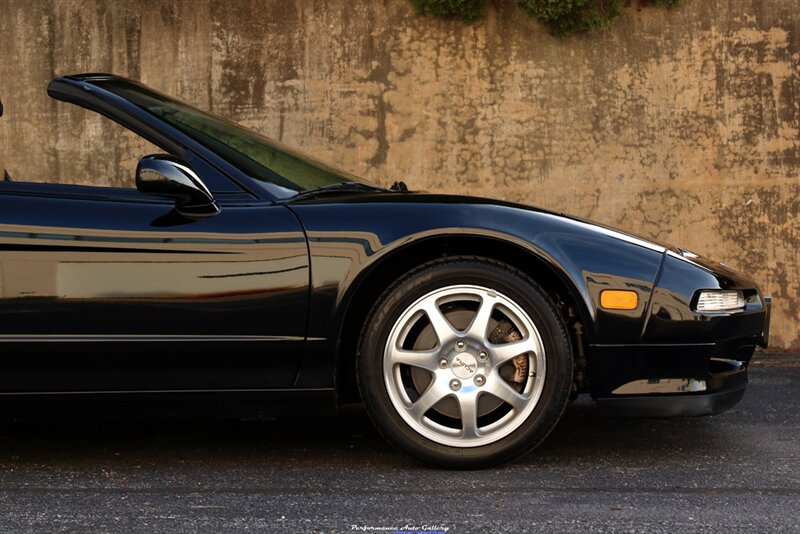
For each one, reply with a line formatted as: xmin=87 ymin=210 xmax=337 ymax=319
xmin=357 ymin=257 xmax=573 ymax=468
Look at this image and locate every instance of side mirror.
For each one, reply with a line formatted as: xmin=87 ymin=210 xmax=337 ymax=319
xmin=136 ymin=155 xmax=220 ymax=218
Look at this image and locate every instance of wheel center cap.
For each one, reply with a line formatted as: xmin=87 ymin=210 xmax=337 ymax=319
xmin=451 ymin=353 xmax=478 ymax=379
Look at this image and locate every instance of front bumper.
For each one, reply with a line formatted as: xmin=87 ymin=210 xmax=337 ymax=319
xmin=595 ymin=357 xmax=748 ymax=417
xmin=588 ymin=248 xmax=771 ymax=418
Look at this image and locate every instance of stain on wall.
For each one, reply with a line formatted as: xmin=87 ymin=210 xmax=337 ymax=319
xmin=0 ymin=0 xmax=798 ymax=347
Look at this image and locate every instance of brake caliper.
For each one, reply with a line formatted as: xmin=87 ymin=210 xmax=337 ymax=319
xmin=489 ymin=319 xmax=529 ymax=389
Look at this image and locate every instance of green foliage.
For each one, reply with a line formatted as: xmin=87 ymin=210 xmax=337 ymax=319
xmin=410 ymin=0 xmax=684 ymax=35
xmin=410 ymin=0 xmax=486 ymax=23
xmin=518 ymin=0 xmax=622 ymax=36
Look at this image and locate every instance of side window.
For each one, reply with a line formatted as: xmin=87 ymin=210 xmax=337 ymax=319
xmin=2 ymin=103 xmax=160 ymax=189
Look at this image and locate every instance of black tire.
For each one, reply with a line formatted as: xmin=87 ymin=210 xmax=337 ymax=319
xmin=357 ymin=256 xmax=573 ymax=468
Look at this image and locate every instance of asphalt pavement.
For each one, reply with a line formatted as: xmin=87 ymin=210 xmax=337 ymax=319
xmin=0 ymin=352 xmax=796 ymax=533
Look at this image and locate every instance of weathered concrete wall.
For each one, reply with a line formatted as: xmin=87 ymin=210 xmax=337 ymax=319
xmin=1 ymin=0 xmax=798 ymax=347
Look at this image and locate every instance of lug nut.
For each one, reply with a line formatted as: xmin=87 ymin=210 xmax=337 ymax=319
xmin=474 ymin=374 xmax=486 ymax=386
xmin=478 ymin=350 xmax=488 ymax=361
xmin=438 ymin=358 xmax=449 ymax=369
xmin=455 ymin=340 xmax=466 ymax=351
xmin=449 ymin=379 xmax=461 ymax=391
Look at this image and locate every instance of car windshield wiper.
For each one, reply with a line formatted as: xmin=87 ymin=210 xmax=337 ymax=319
xmin=293 ymin=181 xmax=390 ymax=199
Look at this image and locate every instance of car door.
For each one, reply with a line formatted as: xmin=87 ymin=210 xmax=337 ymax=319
xmin=0 ymin=181 xmax=309 ymax=393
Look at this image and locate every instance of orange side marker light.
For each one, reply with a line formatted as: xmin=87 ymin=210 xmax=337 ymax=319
xmin=600 ymin=290 xmax=639 ymax=310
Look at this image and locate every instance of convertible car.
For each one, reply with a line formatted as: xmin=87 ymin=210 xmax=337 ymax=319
xmin=0 ymin=74 xmax=770 ymax=468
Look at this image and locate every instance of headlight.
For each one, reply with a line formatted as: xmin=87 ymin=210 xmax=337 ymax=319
xmin=694 ymin=290 xmax=745 ymax=312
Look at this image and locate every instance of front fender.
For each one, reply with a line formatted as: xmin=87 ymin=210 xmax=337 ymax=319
xmin=290 ymin=196 xmax=665 ymax=346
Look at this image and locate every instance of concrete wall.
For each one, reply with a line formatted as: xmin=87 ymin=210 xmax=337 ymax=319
xmin=1 ymin=0 xmax=798 ymax=348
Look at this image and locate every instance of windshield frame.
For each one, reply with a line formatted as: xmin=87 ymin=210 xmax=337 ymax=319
xmin=86 ymin=77 xmax=374 ymax=200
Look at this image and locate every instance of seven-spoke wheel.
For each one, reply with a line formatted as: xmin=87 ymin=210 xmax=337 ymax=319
xmin=383 ymin=285 xmax=546 ymax=447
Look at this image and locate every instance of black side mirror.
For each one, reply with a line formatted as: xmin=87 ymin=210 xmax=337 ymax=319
xmin=136 ymin=155 xmax=220 ymax=218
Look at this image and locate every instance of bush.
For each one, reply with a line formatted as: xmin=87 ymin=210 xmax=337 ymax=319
xmin=411 ymin=0 xmax=685 ymax=35
xmin=411 ymin=0 xmax=486 ymax=23
xmin=518 ymin=0 xmax=622 ymax=36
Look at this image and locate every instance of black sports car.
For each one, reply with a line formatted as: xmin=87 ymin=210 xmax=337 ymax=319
xmin=0 ymin=74 xmax=770 ymax=468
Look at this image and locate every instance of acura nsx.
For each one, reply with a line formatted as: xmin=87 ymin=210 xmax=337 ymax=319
xmin=0 ymin=74 xmax=770 ymax=467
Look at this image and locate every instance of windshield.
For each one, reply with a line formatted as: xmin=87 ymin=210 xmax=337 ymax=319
xmin=93 ymin=79 xmax=370 ymax=197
